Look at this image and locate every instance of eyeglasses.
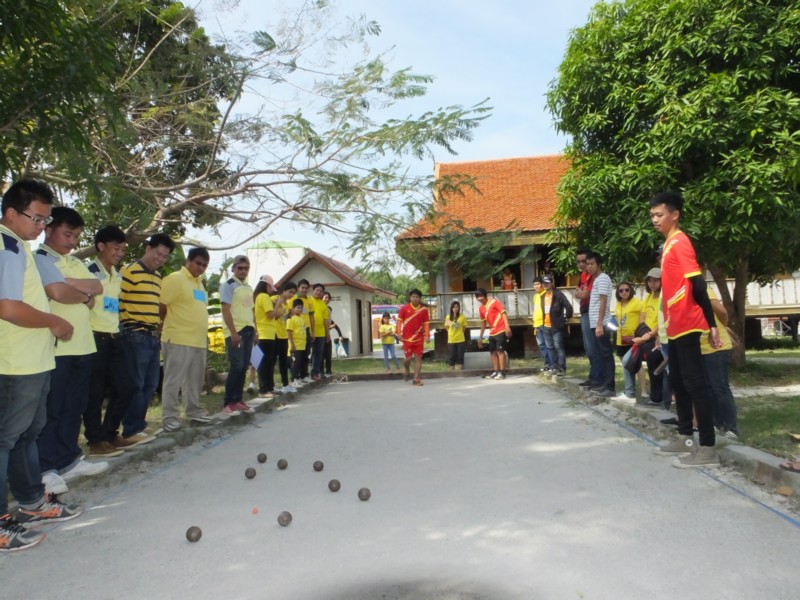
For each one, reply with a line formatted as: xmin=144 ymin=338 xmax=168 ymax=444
xmin=619 ymin=288 xmax=631 ymax=293
xmin=16 ymin=209 xmax=53 ymax=225
xmin=234 ymin=265 xmax=250 ymax=270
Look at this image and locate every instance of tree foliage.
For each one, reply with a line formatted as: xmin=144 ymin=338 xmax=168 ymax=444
xmin=1 ymin=0 xmax=490 ymax=257
xmin=546 ymin=0 xmax=800 ymax=361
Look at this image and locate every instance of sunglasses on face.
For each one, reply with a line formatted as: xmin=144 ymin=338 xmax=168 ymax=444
xmin=619 ymin=288 xmax=631 ymax=293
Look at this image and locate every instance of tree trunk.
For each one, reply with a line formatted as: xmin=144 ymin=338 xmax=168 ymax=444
xmin=709 ymin=260 xmax=748 ymax=368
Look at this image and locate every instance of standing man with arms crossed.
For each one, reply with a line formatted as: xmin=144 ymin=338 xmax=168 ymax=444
xmin=159 ymin=247 xmax=217 ymax=432
xmin=220 ymin=255 xmax=256 ymax=415
xmin=396 ymin=288 xmax=430 ymax=386
xmin=475 ymin=287 xmax=512 ymax=380
xmin=585 ymin=252 xmax=616 ymax=398
xmin=119 ymin=233 xmax=175 ymax=444
xmin=0 ymin=180 xmax=81 ymax=552
xmin=650 ymin=191 xmax=721 ymax=467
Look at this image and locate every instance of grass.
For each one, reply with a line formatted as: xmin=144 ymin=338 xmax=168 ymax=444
xmin=736 ymin=395 xmax=800 ymax=459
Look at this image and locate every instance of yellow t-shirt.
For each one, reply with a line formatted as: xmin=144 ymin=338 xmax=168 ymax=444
xmin=642 ymin=293 xmax=660 ymax=332
xmin=160 ymin=266 xmax=208 ymax=349
xmin=0 ymin=225 xmax=55 ymax=375
xmin=255 ymin=292 xmax=276 ymax=340
xmin=700 ymin=288 xmax=733 ymax=354
xmin=286 ymin=314 xmax=307 ymax=351
xmin=543 ymin=291 xmax=553 ymax=327
xmin=615 ymin=297 xmax=643 ymax=346
xmin=87 ymin=258 xmax=122 ymax=334
xmin=221 ymin=277 xmax=254 ymax=336
xmin=38 ymin=244 xmax=97 ymax=357
xmin=273 ymin=296 xmax=289 ymax=340
xmin=444 ymin=314 xmax=467 ymax=343
xmin=532 ymin=290 xmax=546 ymax=328
xmin=379 ymin=323 xmax=396 ymax=345
xmin=293 ymin=294 xmax=312 ymax=329
xmin=312 ymin=297 xmax=329 ymax=338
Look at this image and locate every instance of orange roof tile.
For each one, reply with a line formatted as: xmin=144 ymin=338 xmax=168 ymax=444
xmin=398 ymin=154 xmax=569 ymax=240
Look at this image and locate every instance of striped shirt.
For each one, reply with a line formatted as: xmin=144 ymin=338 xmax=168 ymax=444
xmin=588 ymin=272 xmax=612 ymax=328
xmin=119 ymin=260 xmax=162 ymax=330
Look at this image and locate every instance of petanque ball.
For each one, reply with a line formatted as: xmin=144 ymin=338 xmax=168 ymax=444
xmin=328 ymin=479 xmax=341 ymax=492
xmin=313 ymin=460 xmax=324 ymax=472
xmin=358 ymin=487 xmax=371 ymax=501
xmin=245 ymin=467 xmax=257 ymax=479
xmin=277 ymin=459 xmax=288 ymax=470
xmin=277 ymin=511 xmax=292 ymax=527
xmin=257 ymin=453 xmax=267 ymax=464
xmin=186 ymin=526 xmax=202 ymax=542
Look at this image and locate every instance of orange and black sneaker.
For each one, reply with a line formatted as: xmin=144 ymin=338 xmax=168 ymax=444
xmin=0 ymin=514 xmax=46 ymax=552
xmin=15 ymin=494 xmax=83 ymax=527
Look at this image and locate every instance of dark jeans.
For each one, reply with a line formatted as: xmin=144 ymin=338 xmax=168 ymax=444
xmin=645 ymin=347 xmax=666 ymax=406
xmin=310 ymin=336 xmax=326 ymax=377
xmin=0 ymin=372 xmax=49 ymax=515
xmin=292 ymin=350 xmax=308 ymax=382
xmin=595 ymin=325 xmax=616 ymax=391
xmin=447 ymin=342 xmax=466 ymax=367
xmin=536 ymin=327 xmax=553 ymax=370
xmin=275 ymin=338 xmax=289 ymax=387
xmin=704 ymin=349 xmax=738 ymax=434
xmin=121 ymin=330 xmax=161 ymax=437
xmin=224 ymin=326 xmax=254 ymax=406
xmin=323 ymin=339 xmax=333 ymax=375
xmin=581 ymin=313 xmax=602 ymax=384
xmin=541 ymin=326 xmax=566 ymax=371
xmin=38 ymin=354 xmax=93 ymax=473
xmin=257 ymin=338 xmax=277 ymax=394
xmin=84 ymin=332 xmax=130 ymax=444
xmin=669 ymin=332 xmax=716 ymax=447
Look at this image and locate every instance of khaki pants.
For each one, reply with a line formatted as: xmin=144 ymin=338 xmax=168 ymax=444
xmin=161 ymin=342 xmax=208 ymax=426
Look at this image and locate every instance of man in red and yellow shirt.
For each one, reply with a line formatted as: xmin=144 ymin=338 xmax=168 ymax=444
xmin=650 ymin=191 xmax=721 ymax=468
xmin=396 ymin=288 xmax=430 ymax=386
xmin=476 ymin=288 xmax=512 ymax=380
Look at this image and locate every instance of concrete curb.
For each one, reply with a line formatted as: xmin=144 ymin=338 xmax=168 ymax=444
xmin=540 ymin=372 xmax=800 ymax=498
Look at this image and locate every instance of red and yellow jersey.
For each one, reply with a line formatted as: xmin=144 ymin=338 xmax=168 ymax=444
xmin=661 ymin=230 xmax=709 ymax=340
xmin=479 ymin=298 xmax=507 ymax=336
xmin=397 ymin=303 xmax=430 ymax=343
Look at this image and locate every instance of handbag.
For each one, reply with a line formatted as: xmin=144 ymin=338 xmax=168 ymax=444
xmin=620 ymin=336 xmax=635 ymax=345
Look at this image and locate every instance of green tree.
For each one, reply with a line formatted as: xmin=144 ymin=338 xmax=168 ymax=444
xmin=547 ymin=0 xmax=800 ymax=364
xmin=356 ymin=262 xmax=429 ymax=305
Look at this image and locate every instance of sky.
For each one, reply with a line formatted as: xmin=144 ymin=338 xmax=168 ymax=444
xmin=192 ymin=0 xmax=599 ymax=270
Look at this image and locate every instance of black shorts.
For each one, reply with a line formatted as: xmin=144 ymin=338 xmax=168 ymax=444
xmin=488 ymin=332 xmax=507 ymax=352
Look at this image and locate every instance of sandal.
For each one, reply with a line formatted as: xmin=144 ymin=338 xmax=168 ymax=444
xmin=779 ymin=461 xmax=800 ymax=474
xmin=413 ymin=379 xmax=423 ymax=386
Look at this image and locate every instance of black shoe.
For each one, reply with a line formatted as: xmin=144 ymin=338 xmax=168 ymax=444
xmin=589 ymin=384 xmax=605 ymax=391
xmin=579 ymin=379 xmax=592 ymax=387
xmin=482 ymin=371 xmax=498 ymax=379
xmin=660 ymin=417 xmax=678 ymax=425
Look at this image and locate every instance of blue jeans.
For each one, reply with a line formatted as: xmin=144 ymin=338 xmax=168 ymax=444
xmin=581 ymin=313 xmax=602 ymax=384
xmin=595 ymin=324 xmax=616 ymax=391
xmin=0 ymin=372 xmax=49 ymax=515
xmin=38 ymin=354 xmax=93 ymax=473
xmin=224 ymin=327 xmax=254 ymax=406
xmin=310 ymin=336 xmax=326 ymax=377
xmin=703 ymin=349 xmax=738 ymax=434
xmin=541 ymin=326 xmax=566 ymax=371
xmin=617 ymin=346 xmax=636 ymax=398
xmin=121 ymin=331 xmax=161 ymax=437
xmin=535 ymin=328 xmax=553 ymax=369
xmin=383 ymin=344 xmax=400 ymax=370
xmin=660 ymin=343 xmax=672 ymax=410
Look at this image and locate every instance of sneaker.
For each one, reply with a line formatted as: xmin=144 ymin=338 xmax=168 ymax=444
xmin=660 ymin=417 xmax=678 ymax=425
xmin=61 ymin=457 xmax=109 ymax=481
xmin=234 ymin=401 xmax=255 ymax=414
xmin=291 ymin=380 xmax=305 ymax=388
xmin=280 ymin=385 xmax=297 ymax=393
xmin=88 ymin=441 xmax=124 ymax=458
xmin=655 ymin=435 xmax=695 ymax=456
xmin=591 ymin=388 xmax=615 ymax=398
xmin=588 ymin=383 xmax=605 ymax=391
xmin=0 ymin=515 xmax=46 ymax=552
xmin=122 ymin=431 xmax=156 ymax=447
xmin=312 ymin=375 xmax=322 ymax=381
xmin=162 ymin=421 xmax=183 ymax=433
xmin=324 ymin=373 xmax=333 ymax=378
xmin=189 ymin=415 xmax=217 ymax=427
xmin=556 ymin=370 xmax=566 ymax=377
xmin=42 ymin=471 xmax=69 ymax=495
xmin=222 ymin=404 xmax=242 ymax=416
xmin=15 ymin=493 xmax=83 ymax=527
xmin=645 ymin=400 xmax=664 ymax=408
xmin=674 ymin=445 xmax=718 ymax=468
xmin=614 ymin=392 xmax=634 ymax=401
xmin=302 ymin=377 xmax=313 ymax=384
xmin=492 ymin=372 xmax=506 ymax=380
xmin=578 ymin=379 xmax=592 ymax=387
xmin=482 ymin=371 xmax=498 ymax=379
xmin=110 ymin=436 xmax=139 ymax=451
xmin=724 ymin=430 xmax=740 ymax=441
xmin=258 ymin=392 xmax=274 ymax=399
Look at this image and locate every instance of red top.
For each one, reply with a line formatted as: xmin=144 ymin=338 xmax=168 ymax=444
xmin=479 ymin=298 xmax=507 ymax=336
xmin=661 ymin=230 xmax=708 ymax=339
xmin=397 ymin=303 xmax=430 ymax=343
xmin=578 ymin=272 xmax=593 ymax=313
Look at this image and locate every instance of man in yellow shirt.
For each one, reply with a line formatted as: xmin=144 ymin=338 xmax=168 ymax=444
xmin=309 ymin=283 xmax=330 ymax=381
xmin=0 ymin=180 xmax=81 ymax=552
xmin=34 ymin=207 xmax=108 ymax=486
xmin=160 ymin=248 xmax=216 ymax=432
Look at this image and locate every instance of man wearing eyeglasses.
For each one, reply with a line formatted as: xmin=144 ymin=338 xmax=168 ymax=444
xmin=220 ymin=255 xmax=256 ymax=416
xmin=0 ymin=180 xmax=82 ymax=552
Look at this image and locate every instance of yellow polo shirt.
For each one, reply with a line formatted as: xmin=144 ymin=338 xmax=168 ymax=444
xmin=311 ymin=297 xmax=329 ymax=337
xmin=221 ymin=276 xmax=254 ymax=337
xmin=160 ymin=266 xmax=208 ymax=348
xmin=642 ymin=293 xmax=660 ymax=332
xmin=273 ymin=296 xmax=289 ymax=340
xmin=87 ymin=257 xmax=122 ymax=334
xmin=445 ymin=314 xmax=467 ymax=344
xmin=286 ymin=314 xmax=307 ymax=351
xmin=255 ymin=292 xmax=276 ymax=340
xmin=0 ymin=225 xmax=55 ymax=374
xmin=37 ymin=244 xmax=96 ymax=357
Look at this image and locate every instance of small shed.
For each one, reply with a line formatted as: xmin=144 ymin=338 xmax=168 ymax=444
xmin=277 ymin=250 xmax=395 ymax=357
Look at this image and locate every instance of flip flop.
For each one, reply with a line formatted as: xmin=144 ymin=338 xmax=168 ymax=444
xmin=779 ymin=461 xmax=800 ymax=474
xmin=413 ymin=379 xmax=424 ymax=386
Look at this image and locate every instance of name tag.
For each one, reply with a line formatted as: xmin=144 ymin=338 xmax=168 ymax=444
xmin=103 ymin=296 xmax=119 ymax=313
xmin=193 ymin=289 xmax=207 ymax=302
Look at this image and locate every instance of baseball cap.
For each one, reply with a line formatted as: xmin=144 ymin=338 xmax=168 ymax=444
xmin=646 ymin=268 xmax=661 ymax=280
xmin=542 ymin=276 xmax=553 ymax=284
xmin=259 ymin=274 xmax=274 ymax=286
